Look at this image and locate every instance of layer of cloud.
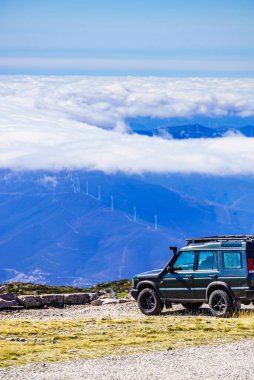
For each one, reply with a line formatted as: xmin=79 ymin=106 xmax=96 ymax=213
xmin=1 ymin=76 xmax=254 ymax=175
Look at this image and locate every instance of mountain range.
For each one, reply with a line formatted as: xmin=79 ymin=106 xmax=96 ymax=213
xmin=131 ymin=123 xmax=254 ymax=139
xmin=1 ymin=169 xmax=254 ymax=285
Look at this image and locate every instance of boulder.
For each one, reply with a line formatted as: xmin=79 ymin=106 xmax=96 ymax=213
xmin=63 ymin=293 xmax=90 ymax=305
xmin=0 ymin=299 xmax=18 ymax=309
xmin=17 ymin=295 xmax=43 ymax=308
xmin=41 ymin=294 xmax=64 ymax=307
xmin=0 ymin=293 xmax=17 ymax=301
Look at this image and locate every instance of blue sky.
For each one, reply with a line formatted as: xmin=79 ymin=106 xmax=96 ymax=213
xmin=0 ymin=0 xmax=254 ymax=75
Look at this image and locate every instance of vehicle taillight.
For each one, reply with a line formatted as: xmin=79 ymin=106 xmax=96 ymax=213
xmin=247 ymin=258 xmax=254 ymax=273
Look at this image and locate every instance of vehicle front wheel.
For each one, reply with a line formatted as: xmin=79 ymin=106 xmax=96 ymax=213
xmin=137 ymin=288 xmax=162 ymax=316
xmin=181 ymin=302 xmax=203 ymax=310
xmin=209 ymin=289 xmax=233 ymax=317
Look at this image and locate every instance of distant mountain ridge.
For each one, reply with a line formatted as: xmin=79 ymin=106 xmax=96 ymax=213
xmin=134 ymin=123 xmax=254 ymax=139
xmin=1 ymin=170 xmax=254 ymax=286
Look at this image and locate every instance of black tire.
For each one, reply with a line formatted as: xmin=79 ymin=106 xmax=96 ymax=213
xmin=209 ymin=289 xmax=233 ymax=317
xmin=181 ymin=302 xmax=203 ymax=310
xmin=137 ymin=288 xmax=162 ymax=316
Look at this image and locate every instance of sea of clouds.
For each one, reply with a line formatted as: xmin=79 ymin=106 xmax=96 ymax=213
xmin=0 ymin=76 xmax=254 ymax=175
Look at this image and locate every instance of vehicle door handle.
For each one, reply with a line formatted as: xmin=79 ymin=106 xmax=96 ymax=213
xmin=184 ymin=275 xmax=193 ymax=279
xmin=209 ymin=274 xmax=218 ymax=278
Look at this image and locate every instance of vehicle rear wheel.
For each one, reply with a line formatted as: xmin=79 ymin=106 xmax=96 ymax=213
xmin=181 ymin=302 xmax=203 ymax=310
xmin=137 ymin=288 xmax=162 ymax=316
xmin=209 ymin=289 xmax=233 ymax=317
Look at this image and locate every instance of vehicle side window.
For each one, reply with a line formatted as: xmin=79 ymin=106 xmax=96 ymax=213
xmin=173 ymin=251 xmax=195 ymax=271
xmin=222 ymin=251 xmax=242 ymax=269
xmin=197 ymin=251 xmax=217 ymax=270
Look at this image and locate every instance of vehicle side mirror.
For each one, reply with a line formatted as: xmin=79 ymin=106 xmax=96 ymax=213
xmin=167 ymin=265 xmax=175 ymax=273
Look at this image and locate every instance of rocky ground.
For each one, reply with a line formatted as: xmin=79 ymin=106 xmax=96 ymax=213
xmin=0 ymin=299 xmax=253 ymax=321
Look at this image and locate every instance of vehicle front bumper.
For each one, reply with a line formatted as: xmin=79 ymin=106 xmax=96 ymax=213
xmin=131 ymin=289 xmax=139 ymax=300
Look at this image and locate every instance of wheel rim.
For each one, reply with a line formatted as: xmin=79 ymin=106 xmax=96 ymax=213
xmin=140 ymin=293 xmax=156 ymax=312
xmin=211 ymin=294 xmax=227 ymax=313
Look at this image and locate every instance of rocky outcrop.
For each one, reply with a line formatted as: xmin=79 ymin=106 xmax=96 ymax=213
xmin=0 ymin=288 xmax=132 ymax=309
xmin=16 ymin=293 xmax=93 ymax=308
xmin=0 ymin=292 xmax=18 ymax=309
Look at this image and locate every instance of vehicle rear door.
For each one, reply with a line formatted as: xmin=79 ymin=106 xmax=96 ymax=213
xmin=193 ymin=250 xmax=219 ymax=300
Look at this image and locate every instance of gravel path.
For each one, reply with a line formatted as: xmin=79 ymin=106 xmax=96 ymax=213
xmin=0 ymin=340 xmax=253 ymax=380
xmin=1 ymin=301 xmax=253 ymax=321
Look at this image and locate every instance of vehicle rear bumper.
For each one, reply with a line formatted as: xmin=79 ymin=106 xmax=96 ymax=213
xmin=244 ymin=289 xmax=254 ymax=300
xmin=131 ymin=289 xmax=139 ymax=300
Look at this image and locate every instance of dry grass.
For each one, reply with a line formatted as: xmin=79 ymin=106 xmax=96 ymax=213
xmin=0 ymin=311 xmax=254 ymax=367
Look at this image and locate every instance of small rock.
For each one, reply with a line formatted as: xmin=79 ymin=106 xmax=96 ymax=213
xmin=18 ymin=338 xmax=26 ymax=342
xmin=101 ymin=298 xmax=119 ymax=305
xmin=0 ymin=335 xmax=6 ymax=340
xmin=118 ymin=299 xmax=132 ymax=304
xmin=6 ymin=337 xmax=16 ymax=342
xmin=105 ymin=288 xmax=117 ymax=298
xmin=91 ymin=299 xmax=103 ymax=306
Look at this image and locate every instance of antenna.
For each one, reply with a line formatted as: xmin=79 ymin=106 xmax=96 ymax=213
xmin=133 ymin=206 xmax=137 ymax=222
xmin=98 ymin=185 xmax=101 ymax=201
xmin=86 ymin=181 xmax=89 ymax=196
xmin=110 ymin=194 xmax=114 ymax=212
xmin=154 ymin=214 xmax=158 ymax=230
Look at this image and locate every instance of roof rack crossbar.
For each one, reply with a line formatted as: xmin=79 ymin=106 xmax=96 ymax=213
xmin=186 ymin=235 xmax=254 ymax=245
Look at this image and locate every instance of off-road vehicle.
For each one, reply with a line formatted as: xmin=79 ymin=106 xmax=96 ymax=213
xmin=131 ymin=235 xmax=254 ymax=317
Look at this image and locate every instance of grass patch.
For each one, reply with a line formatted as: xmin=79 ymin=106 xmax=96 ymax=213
xmin=0 ymin=311 xmax=254 ymax=367
xmin=1 ymin=280 xmax=131 ymax=296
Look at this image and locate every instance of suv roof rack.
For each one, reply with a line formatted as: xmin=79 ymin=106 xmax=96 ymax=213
xmin=186 ymin=235 xmax=254 ymax=246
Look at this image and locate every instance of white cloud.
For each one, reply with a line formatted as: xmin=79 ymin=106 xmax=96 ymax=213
xmin=39 ymin=175 xmax=58 ymax=188
xmin=0 ymin=76 xmax=254 ymax=175
xmin=5 ymin=269 xmax=49 ymax=284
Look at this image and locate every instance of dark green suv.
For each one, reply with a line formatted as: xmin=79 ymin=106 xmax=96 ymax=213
xmin=131 ymin=235 xmax=254 ymax=317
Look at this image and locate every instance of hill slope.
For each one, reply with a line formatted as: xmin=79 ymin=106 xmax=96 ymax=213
xmin=0 ymin=170 xmax=254 ymax=285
